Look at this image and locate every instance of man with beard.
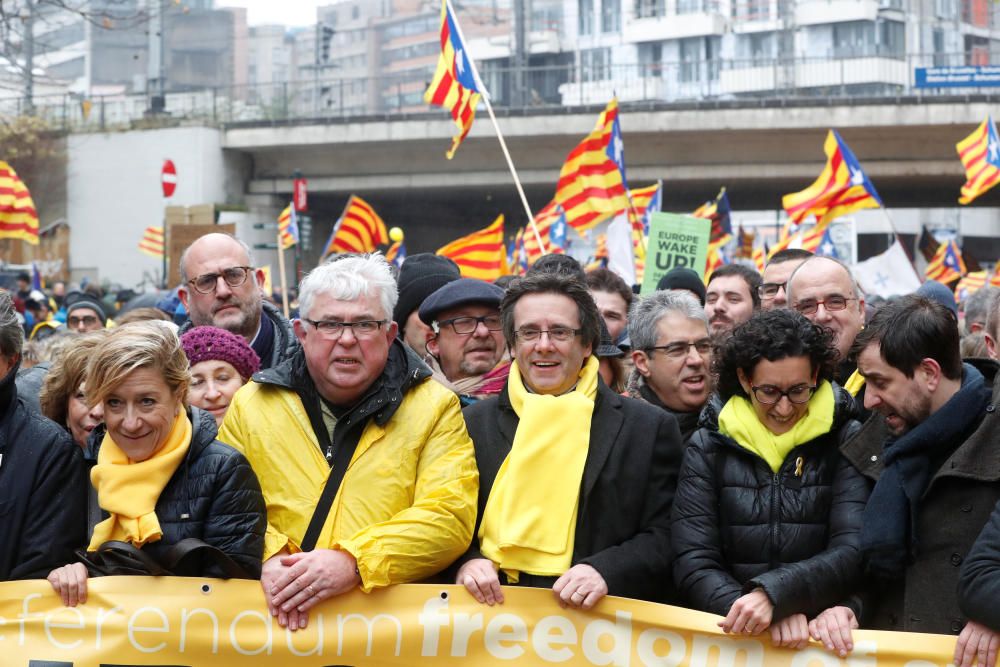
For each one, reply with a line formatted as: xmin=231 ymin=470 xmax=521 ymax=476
xmin=704 ymin=264 xmax=760 ymax=338
xmin=627 ymin=290 xmax=712 ymax=441
xmin=179 ymin=233 xmax=299 ymax=370
xmin=418 ymin=278 xmax=509 ymax=406
xmin=841 ymin=295 xmax=1000 ymax=653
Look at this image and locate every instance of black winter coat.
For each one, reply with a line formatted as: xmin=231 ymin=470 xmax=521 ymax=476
xmin=958 ymin=498 xmax=1000 ymax=630
xmin=0 ymin=362 xmax=87 ymax=580
xmin=85 ymin=407 xmax=266 ymax=578
xmin=841 ymin=358 xmax=1000 ymax=635
xmin=460 ymin=380 xmax=684 ymax=603
xmin=672 ymin=384 xmax=868 ymax=620
xmin=179 ymin=300 xmax=299 ymax=371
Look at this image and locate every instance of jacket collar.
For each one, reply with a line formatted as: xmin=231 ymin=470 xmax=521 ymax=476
xmin=842 ymin=358 xmax=1000 ymax=483
xmin=497 ymin=373 xmax=623 ymax=501
xmin=253 ymin=338 xmax=431 ymax=427
xmin=0 ymin=360 xmax=18 ymax=417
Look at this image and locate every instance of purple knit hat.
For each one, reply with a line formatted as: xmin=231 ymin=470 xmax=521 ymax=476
xmin=180 ymin=326 xmax=261 ymax=380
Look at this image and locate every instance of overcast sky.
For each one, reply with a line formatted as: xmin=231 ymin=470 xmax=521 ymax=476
xmin=215 ymin=0 xmax=326 ymax=27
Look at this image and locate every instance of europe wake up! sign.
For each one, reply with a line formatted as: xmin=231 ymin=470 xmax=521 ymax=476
xmin=641 ymin=213 xmax=711 ymax=295
xmin=0 ymin=578 xmax=962 ymax=667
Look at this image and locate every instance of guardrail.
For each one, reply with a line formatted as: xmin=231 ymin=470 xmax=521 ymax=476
xmin=3 ymin=51 xmax=999 ymax=131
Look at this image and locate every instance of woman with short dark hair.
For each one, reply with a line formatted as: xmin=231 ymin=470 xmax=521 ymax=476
xmin=672 ymin=309 xmax=868 ymax=657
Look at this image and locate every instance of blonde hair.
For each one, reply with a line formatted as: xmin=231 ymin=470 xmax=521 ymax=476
xmin=85 ymin=321 xmax=190 ymax=408
xmin=39 ymin=330 xmax=110 ymax=426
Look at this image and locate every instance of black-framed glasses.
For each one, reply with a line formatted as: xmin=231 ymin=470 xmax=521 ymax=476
xmin=758 ymin=282 xmax=787 ymax=300
xmin=188 ymin=266 xmax=255 ymax=294
xmin=646 ymin=338 xmax=712 ymax=359
xmin=437 ymin=314 xmax=502 ymax=335
xmin=68 ymin=314 xmax=100 ymax=327
xmin=514 ymin=326 xmax=581 ymax=343
xmin=304 ymin=319 xmax=387 ymax=340
xmin=751 ymin=383 xmax=816 ymax=405
xmin=793 ymin=296 xmax=857 ymax=316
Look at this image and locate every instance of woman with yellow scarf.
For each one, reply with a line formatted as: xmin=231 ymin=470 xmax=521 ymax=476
xmin=46 ymin=322 xmax=266 ymax=607
xmin=672 ymin=309 xmax=869 ymax=658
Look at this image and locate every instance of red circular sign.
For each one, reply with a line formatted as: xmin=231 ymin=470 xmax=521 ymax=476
xmin=161 ymin=159 xmax=177 ymax=198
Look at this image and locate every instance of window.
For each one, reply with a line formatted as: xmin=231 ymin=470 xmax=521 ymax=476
xmin=581 ymin=47 xmax=611 ymax=81
xmin=877 ymin=19 xmax=904 ymax=58
xmin=832 ymin=21 xmax=874 ymax=57
xmin=579 ymin=0 xmax=594 ymax=35
xmin=639 ymin=42 xmax=663 ymax=76
xmin=601 ymin=0 xmax=620 ymax=32
xmin=635 ymin=0 xmax=665 ymax=17
xmin=933 ymin=28 xmax=947 ymax=66
xmin=733 ymin=0 xmax=771 ymax=20
xmin=706 ymin=36 xmax=721 ymax=81
xmin=679 ymin=37 xmax=701 ymax=82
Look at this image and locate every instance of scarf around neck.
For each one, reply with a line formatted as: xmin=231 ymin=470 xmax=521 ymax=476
xmin=718 ymin=381 xmax=836 ymax=473
xmin=861 ymin=363 xmax=991 ymax=579
xmin=479 ymin=356 xmax=599 ymax=581
xmin=88 ymin=410 xmax=192 ymax=551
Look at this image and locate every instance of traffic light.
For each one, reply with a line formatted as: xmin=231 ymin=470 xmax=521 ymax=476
xmin=318 ymin=24 xmax=335 ymax=63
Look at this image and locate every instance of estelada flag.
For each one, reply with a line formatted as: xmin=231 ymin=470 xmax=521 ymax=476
xmin=424 ymin=0 xmax=484 ymax=159
xmin=323 ymin=195 xmax=388 ymax=256
xmin=957 ymin=116 xmax=1000 ymax=205
xmin=0 ymin=161 xmax=39 ymax=245
xmin=925 ymin=240 xmax=966 ymax=284
xmin=522 ymin=201 xmax=566 ymax=264
xmin=437 ymin=215 xmax=507 ymax=280
xmin=553 ymin=98 xmax=630 ymax=233
xmin=782 ymin=130 xmax=882 ymax=226
xmin=138 ymin=226 xmax=164 ymax=258
xmin=277 ymin=203 xmax=299 ymax=250
xmin=692 ymin=187 xmax=732 ymax=242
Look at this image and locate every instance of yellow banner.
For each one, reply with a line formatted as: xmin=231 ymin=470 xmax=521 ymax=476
xmin=0 ymin=579 xmax=957 ymax=666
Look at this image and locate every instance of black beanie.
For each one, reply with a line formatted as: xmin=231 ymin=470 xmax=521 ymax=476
xmin=656 ymin=267 xmax=707 ymax=306
xmin=393 ymin=253 xmax=461 ymax=328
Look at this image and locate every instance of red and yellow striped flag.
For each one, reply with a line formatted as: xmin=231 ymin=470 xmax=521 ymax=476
xmin=957 ymin=117 xmax=1000 ymax=205
xmin=956 ymin=271 xmax=987 ymax=302
xmin=0 ymin=161 xmax=39 ymax=245
xmin=323 ymin=195 xmax=388 ymax=256
xmin=553 ymin=98 xmax=630 ymax=233
xmin=522 ymin=201 xmax=564 ymax=264
xmin=423 ymin=0 xmax=482 ymax=159
xmin=437 ymin=215 xmax=507 ymax=280
xmin=925 ymin=240 xmax=966 ymax=284
xmin=138 ymin=226 xmax=164 ymax=258
xmin=277 ymin=203 xmax=299 ymax=250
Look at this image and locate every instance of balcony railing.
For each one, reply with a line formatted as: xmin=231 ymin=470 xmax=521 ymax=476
xmin=3 ymin=51 xmax=999 ymax=131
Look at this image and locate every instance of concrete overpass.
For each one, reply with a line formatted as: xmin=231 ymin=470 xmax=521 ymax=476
xmin=220 ymin=96 xmax=1000 ymax=260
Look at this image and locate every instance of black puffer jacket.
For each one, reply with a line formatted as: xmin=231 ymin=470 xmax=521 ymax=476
xmin=85 ymin=407 xmax=266 ymax=578
xmin=671 ymin=383 xmax=869 ymax=620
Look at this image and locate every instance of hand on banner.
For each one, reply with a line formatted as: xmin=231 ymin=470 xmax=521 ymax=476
xmin=553 ymin=564 xmax=608 ymax=610
xmin=954 ymin=620 xmax=1000 ymax=667
xmin=457 ymin=558 xmax=504 ymax=606
xmin=809 ymin=605 xmax=858 ymax=657
xmin=261 ymin=551 xmax=307 ymax=630
xmin=47 ymin=562 xmax=89 ymax=607
xmin=720 ymin=588 xmax=773 ymax=635
xmin=273 ymin=549 xmax=361 ymax=617
xmin=769 ymin=613 xmax=810 ymax=650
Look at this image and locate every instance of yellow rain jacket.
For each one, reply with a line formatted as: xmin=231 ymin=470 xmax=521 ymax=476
xmin=219 ymin=342 xmax=478 ymax=591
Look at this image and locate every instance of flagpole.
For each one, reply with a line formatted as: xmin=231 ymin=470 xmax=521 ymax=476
xmin=276 ymin=229 xmax=290 ymax=319
xmin=445 ymin=0 xmax=545 ymax=254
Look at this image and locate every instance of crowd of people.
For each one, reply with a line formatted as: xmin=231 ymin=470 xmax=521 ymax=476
xmin=2 ymin=232 xmax=1000 ymax=666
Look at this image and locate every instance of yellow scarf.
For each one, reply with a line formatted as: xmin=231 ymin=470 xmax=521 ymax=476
xmin=718 ymin=381 xmax=835 ymax=473
xmin=844 ymin=369 xmax=866 ymax=397
xmin=479 ymin=355 xmax=599 ymax=581
xmin=88 ymin=411 xmax=192 ymax=551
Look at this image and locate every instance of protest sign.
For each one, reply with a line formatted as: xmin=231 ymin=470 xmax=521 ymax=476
xmin=641 ymin=213 xmax=711 ymax=294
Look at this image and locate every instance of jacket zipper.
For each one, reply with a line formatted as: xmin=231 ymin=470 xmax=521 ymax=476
xmin=769 ymin=471 xmax=780 ymax=570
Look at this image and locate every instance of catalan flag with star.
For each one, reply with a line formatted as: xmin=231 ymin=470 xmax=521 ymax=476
xmin=424 ymin=0 xmax=483 ymax=159
xmin=957 ymin=116 xmax=1000 ymax=205
xmin=323 ymin=195 xmax=388 ymax=256
xmin=782 ymin=130 xmax=882 ymax=227
xmin=925 ymin=240 xmax=966 ymax=284
xmin=277 ymin=202 xmax=299 ymax=250
xmin=522 ymin=201 xmax=566 ymax=264
xmin=0 ymin=161 xmax=39 ymax=245
xmin=437 ymin=215 xmax=507 ymax=280
xmin=552 ymin=98 xmax=630 ymax=233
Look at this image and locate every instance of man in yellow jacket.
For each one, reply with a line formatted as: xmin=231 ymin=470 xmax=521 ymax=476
xmin=220 ymin=253 xmax=478 ymax=631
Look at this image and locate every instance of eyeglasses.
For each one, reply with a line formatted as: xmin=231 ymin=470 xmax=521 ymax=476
xmin=437 ymin=314 xmax=502 ymax=335
xmin=514 ymin=326 xmax=581 ymax=343
xmin=758 ymin=282 xmax=787 ymax=300
xmin=188 ymin=266 xmax=255 ymax=295
xmin=304 ymin=319 xmax=387 ymax=340
xmin=68 ymin=315 xmax=100 ymax=327
xmin=646 ymin=339 xmax=712 ymax=359
xmin=793 ymin=295 xmax=856 ymax=316
xmin=751 ymin=383 xmax=816 ymax=405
